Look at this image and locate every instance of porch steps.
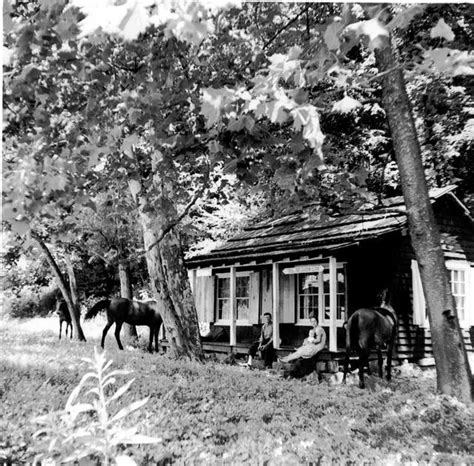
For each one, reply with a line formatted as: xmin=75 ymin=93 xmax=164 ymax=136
xmin=396 ymin=325 xmax=473 ymax=365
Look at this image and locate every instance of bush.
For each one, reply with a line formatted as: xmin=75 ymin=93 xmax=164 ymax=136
xmin=2 ymin=286 xmax=44 ymax=319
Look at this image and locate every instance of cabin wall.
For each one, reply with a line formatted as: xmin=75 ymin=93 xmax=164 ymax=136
xmin=190 ymin=195 xmax=474 ymax=360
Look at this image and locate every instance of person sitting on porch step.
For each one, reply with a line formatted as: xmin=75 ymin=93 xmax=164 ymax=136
xmin=278 ymin=315 xmax=326 ymax=364
xmin=241 ymin=312 xmax=274 ymax=368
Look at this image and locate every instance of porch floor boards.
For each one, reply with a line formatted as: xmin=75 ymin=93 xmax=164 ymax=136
xmin=160 ymin=339 xmax=347 ymax=360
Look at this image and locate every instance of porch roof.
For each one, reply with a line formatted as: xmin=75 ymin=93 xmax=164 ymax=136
xmin=187 ymin=186 xmax=459 ymax=267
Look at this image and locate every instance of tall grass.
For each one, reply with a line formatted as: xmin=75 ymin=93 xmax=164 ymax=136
xmin=1 ymin=317 xmax=473 ymax=464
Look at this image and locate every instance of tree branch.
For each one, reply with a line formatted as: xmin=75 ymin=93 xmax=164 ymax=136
xmin=146 ymin=164 xmax=211 ymax=252
xmin=262 ymin=5 xmax=309 ymax=52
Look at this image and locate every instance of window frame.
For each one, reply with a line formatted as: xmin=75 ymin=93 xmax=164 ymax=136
xmin=215 ymin=272 xmax=252 ymax=326
xmin=446 ymin=260 xmax=471 ymax=326
xmin=412 ymin=259 xmax=473 ymax=328
xmin=295 ymin=262 xmax=347 ymax=327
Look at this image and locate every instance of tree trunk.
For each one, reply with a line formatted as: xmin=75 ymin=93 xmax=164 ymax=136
xmin=159 ymin=229 xmax=203 ymax=355
xmin=374 ymin=37 xmax=473 ymax=402
xmin=118 ymin=260 xmax=138 ymax=340
xmin=32 ymin=232 xmax=86 ymax=342
xmin=135 ymin=195 xmax=203 ymax=360
xmin=64 ymin=252 xmax=81 ymax=315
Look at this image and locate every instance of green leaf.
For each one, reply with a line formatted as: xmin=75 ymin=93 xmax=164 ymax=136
xmin=118 ymin=2 xmax=150 ymax=41
xmin=291 ymin=105 xmax=324 ymax=154
xmin=387 ymin=5 xmax=425 ymax=31
xmin=342 ymin=18 xmax=389 ymax=52
xmin=201 ymin=87 xmax=236 ymax=128
xmin=430 ymin=18 xmax=455 ymax=42
xmin=107 ymin=378 xmax=135 ymax=404
xmin=128 ymin=180 xmax=141 ymax=202
xmin=324 ymin=20 xmax=343 ymax=51
xmin=121 ymin=134 xmax=139 ymax=158
xmin=116 ymin=433 xmax=162 ymax=445
xmin=110 ymin=397 xmax=149 ymax=423
xmin=66 ymin=373 xmax=97 ymax=409
xmin=332 ymin=95 xmax=362 ymax=114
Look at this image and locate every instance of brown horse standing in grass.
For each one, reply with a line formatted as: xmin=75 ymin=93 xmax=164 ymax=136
xmin=85 ymin=298 xmax=163 ymax=352
xmin=343 ymin=305 xmax=398 ymax=389
xmin=56 ymin=300 xmax=72 ymax=339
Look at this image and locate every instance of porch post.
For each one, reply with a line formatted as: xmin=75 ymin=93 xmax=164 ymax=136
xmin=272 ymin=262 xmax=280 ymax=349
xmin=329 ymin=256 xmax=337 ymax=352
xmin=230 ymin=265 xmax=237 ymax=346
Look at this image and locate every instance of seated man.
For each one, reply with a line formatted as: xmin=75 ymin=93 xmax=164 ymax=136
xmin=241 ymin=312 xmax=274 ymax=368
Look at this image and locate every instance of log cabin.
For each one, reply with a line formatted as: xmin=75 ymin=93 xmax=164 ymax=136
xmin=186 ymin=185 xmax=474 ymax=366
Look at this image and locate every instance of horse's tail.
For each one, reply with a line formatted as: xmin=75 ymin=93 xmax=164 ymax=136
xmin=343 ymin=312 xmax=358 ymax=382
xmin=85 ymin=299 xmax=110 ymax=320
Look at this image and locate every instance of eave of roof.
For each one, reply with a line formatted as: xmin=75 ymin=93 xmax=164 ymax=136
xmin=187 ymin=185 xmax=466 ymax=267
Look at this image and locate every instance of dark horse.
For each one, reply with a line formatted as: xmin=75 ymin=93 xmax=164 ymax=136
xmin=85 ymin=298 xmax=163 ymax=352
xmin=343 ymin=305 xmax=398 ymax=389
xmin=56 ymin=300 xmax=72 ymax=339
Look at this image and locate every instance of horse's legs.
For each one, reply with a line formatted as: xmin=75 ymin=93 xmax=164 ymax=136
xmin=386 ymin=342 xmax=394 ymax=381
xmin=114 ymin=321 xmax=124 ymax=350
xmin=101 ymin=321 xmax=113 ymax=348
xmin=377 ymin=345 xmax=384 ymax=378
xmin=69 ymin=322 xmax=73 ymax=339
xmin=59 ymin=319 xmax=62 ymax=340
xmin=358 ymin=348 xmax=368 ymax=389
xmin=148 ymin=326 xmax=154 ymax=353
xmin=366 ymin=357 xmax=372 ymax=375
xmin=343 ymin=349 xmax=350 ymax=383
xmin=154 ymin=327 xmax=159 ymax=353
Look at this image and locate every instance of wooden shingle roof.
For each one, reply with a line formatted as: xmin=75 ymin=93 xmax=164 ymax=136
xmin=187 ymin=186 xmax=462 ymax=266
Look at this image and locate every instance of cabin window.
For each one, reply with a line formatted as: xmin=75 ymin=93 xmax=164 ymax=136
xmin=450 ymin=268 xmax=466 ymax=322
xmin=296 ymin=264 xmax=347 ymax=325
xmin=297 ymin=273 xmax=320 ymax=320
xmin=216 ymin=273 xmax=251 ymax=324
xmin=412 ymin=259 xmax=473 ymax=327
xmin=217 ymin=277 xmax=231 ymax=321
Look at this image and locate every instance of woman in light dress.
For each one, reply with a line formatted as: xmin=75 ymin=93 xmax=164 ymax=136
xmin=279 ymin=315 xmax=326 ymax=363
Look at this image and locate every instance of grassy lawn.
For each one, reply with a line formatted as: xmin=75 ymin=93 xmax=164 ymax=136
xmin=1 ymin=317 xmax=473 ymax=464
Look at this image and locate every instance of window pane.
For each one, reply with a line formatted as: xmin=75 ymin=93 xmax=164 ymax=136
xmin=237 ymin=298 xmax=249 ymax=320
xmin=236 ymin=276 xmax=249 ymax=298
xmin=218 ymin=298 xmax=230 ymax=320
xmin=324 ymin=294 xmax=330 ymax=310
xmin=299 ymin=295 xmax=318 ymax=319
xmin=337 ymin=295 xmax=346 ymax=320
xmin=323 ymin=272 xmax=330 ymax=294
xmin=218 ymin=278 xmax=230 ymax=298
xmin=337 ymin=272 xmax=345 ymax=293
xmin=300 ymin=274 xmax=319 ymax=293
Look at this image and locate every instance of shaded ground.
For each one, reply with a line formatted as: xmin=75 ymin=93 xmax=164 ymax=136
xmin=1 ymin=317 xmax=473 ymax=464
